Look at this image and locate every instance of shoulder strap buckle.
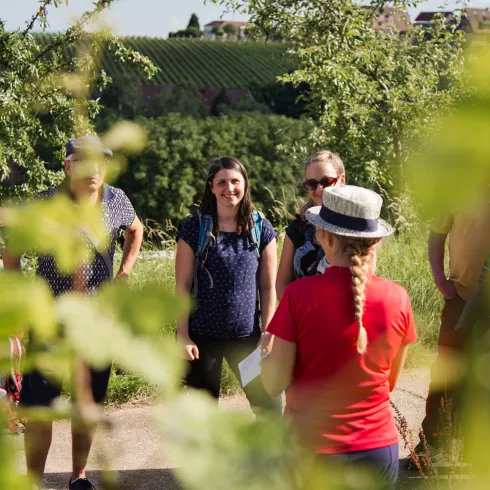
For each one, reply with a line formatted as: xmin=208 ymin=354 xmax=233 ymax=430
xmin=192 ymin=211 xmax=216 ymax=297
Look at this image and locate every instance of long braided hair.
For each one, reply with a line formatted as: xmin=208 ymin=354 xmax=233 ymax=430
xmin=341 ymin=237 xmax=381 ymax=354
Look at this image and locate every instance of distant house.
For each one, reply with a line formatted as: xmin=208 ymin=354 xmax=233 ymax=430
xmin=415 ymin=8 xmax=490 ymax=43
xmin=371 ymin=6 xmax=411 ymax=33
xmin=414 ymin=11 xmax=458 ymax=28
xmin=204 ymin=21 xmax=249 ymax=39
xmin=463 ymin=7 xmax=490 ymax=36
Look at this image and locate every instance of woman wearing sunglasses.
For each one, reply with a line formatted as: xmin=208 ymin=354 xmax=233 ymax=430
xmin=276 ymin=151 xmax=345 ymax=300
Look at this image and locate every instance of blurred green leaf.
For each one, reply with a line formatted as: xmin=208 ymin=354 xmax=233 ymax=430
xmin=96 ymin=279 xmax=189 ymax=336
xmin=157 ymin=391 xmax=299 ymax=490
xmin=406 ymin=43 xmax=490 ymax=217
xmin=407 ymin=102 xmax=490 ymax=215
xmin=2 ymin=194 xmax=108 ymax=273
xmin=0 ymin=414 xmax=36 ymax=489
xmin=0 ymin=272 xmax=57 ymax=340
xmin=56 ymin=292 xmax=184 ymax=392
xmin=103 ymin=121 xmax=148 ymax=155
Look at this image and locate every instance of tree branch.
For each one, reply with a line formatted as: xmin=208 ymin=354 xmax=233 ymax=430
xmin=23 ymin=0 xmax=54 ymax=36
xmin=34 ymin=0 xmax=116 ymax=62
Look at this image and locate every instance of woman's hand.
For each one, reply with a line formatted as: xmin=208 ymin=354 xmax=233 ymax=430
xmin=437 ymin=278 xmax=458 ymax=300
xmin=259 ymin=332 xmax=274 ymax=357
xmin=177 ymin=331 xmax=199 ymax=361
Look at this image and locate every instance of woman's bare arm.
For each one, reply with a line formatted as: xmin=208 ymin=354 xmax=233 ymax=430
xmin=276 ymin=235 xmax=295 ymax=301
xmin=259 ymin=239 xmax=278 ymax=331
xmin=261 ymin=337 xmax=296 ymax=397
xmin=175 ymin=239 xmax=199 ymax=361
xmin=389 ymin=345 xmax=410 ymax=392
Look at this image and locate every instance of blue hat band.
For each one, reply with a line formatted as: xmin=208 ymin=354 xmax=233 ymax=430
xmin=319 ymin=205 xmax=378 ymax=232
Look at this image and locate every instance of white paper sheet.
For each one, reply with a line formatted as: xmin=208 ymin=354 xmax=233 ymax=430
xmin=238 ymin=347 xmax=267 ymax=387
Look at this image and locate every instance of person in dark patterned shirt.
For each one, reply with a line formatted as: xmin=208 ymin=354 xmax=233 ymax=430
xmin=3 ymin=135 xmax=143 ymax=490
xmin=175 ymin=157 xmax=280 ymax=414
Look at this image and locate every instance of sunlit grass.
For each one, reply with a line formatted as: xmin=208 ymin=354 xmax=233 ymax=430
xmin=376 ymin=229 xmax=441 ymax=367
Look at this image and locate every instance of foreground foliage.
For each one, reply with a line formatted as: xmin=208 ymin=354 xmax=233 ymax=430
xmin=0 ymin=0 xmax=156 ymax=199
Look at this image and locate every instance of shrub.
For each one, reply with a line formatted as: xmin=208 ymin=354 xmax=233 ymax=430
xmin=116 ymin=112 xmax=316 ymax=226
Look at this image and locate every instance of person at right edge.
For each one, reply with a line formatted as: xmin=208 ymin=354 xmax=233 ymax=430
xmin=412 ymin=202 xmax=490 ymax=465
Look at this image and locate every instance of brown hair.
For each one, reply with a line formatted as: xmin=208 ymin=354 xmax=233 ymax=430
xmin=199 ymin=156 xmax=253 ymax=237
xmin=299 ymin=151 xmax=345 ymax=219
xmin=340 ymin=236 xmax=381 ymax=354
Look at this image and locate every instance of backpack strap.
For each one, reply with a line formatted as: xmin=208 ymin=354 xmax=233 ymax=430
xmin=192 ymin=211 xmax=215 ymax=298
xmin=251 ymin=210 xmax=264 ymax=259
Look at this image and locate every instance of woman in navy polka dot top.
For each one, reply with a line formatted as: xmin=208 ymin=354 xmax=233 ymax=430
xmin=175 ymin=157 xmax=280 ymax=413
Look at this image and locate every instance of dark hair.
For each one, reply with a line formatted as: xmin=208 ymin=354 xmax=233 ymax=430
xmin=199 ymin=156 xmax=254 ymax=236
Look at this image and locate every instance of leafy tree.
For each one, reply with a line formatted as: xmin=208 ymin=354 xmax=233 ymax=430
xmin=220 ymin=95 xmax=270 ymax=115
xmin=211 ymin=0 xmax=468 ymax=192
xmin=146 ymin=85 xmax=210 ymax=119
xmin=116 ymin=112 xmax=316 ymax=225
xmin=250 ymin=79 xmax=310 ymax=119
xmin=223 ymin=24 xmax=238 ymax=38
xmin=187 ymin=13 xmax=200 ymax=30
xmin=212 ymin=26 xmax=224 ymax=38
xmin=169 ymin=27 xmax=202 ymax=38
xmin=0 ymin=0 xmax=156 ymax=199
xmin=186 ymin=26 xmax=202 ymax=38
xmin=96 ymin=71 xmax=146 ymax=121
xmin=210 ymin=88 xmax=231 ymax=116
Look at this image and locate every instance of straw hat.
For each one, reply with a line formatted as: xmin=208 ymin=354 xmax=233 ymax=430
xmin=306 ymin=185 xmax=394 ymax=238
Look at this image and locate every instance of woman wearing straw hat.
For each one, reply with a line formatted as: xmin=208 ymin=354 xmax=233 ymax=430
xmin=260 ymin=185 xmax=417 ymax=489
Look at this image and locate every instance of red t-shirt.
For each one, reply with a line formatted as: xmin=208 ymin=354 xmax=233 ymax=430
xmin=267 ymin=266 xmax=416 ymax=454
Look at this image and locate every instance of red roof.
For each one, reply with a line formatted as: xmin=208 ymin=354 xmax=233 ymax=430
xmin=362 ymin=6 xmax=411 ymax=32
xmin=372 ymin=6 xmax=411 ymax=32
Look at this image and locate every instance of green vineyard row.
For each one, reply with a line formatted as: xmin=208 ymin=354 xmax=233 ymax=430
xmin=34 ymin=34 xmax=295 ymax=88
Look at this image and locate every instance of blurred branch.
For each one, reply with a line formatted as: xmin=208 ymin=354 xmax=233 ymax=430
xmin=34 ymin=0 xmax=117 ymax=62
xmin=23 ymin=0 xmax=54 ymax=35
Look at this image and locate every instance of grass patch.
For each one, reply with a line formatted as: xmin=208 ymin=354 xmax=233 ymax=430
xmin=105 ymin=367 xmax=157 ymax=406
xmin=376 ymin=230 xmax=441 ymax=366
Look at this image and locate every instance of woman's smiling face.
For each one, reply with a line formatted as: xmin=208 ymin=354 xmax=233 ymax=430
xmin=305 ymin=160 xmax=343 ymax=206
xmin=210 ymin=168 xmax=246 ymax=208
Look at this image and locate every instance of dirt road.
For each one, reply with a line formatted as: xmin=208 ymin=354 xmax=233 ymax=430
xmin=13 ymin=368 xmax=430 ymax=489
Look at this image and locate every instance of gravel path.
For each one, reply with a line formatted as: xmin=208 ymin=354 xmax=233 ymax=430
xmin=13 ymin=368 xmax=430 ymax=489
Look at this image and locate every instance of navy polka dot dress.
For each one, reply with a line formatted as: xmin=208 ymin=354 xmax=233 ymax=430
xmin=178 ymin=214 xmax=276 ymax=339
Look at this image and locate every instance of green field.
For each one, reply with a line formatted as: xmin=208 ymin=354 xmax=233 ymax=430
xmin=35 ymin=35 xmax=295 ymax=88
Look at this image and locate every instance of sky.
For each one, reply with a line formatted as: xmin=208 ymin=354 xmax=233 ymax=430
xmin=2 ymin=1 xmax=490 ymax=38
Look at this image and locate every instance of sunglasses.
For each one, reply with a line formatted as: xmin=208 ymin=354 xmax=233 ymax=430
xmin=303 ymin=176 xmax=340 ymax=192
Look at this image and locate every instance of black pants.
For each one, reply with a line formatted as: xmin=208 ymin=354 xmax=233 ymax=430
xmin=186 ymin=333 xmax=281 ymax=415
xmin=421 ymin=295 xmax=467 ymax=447
xmin=20 ymin=366 xmax=112 ymax=407
xmin=318 ymin=443 xmax=399 ymax=490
